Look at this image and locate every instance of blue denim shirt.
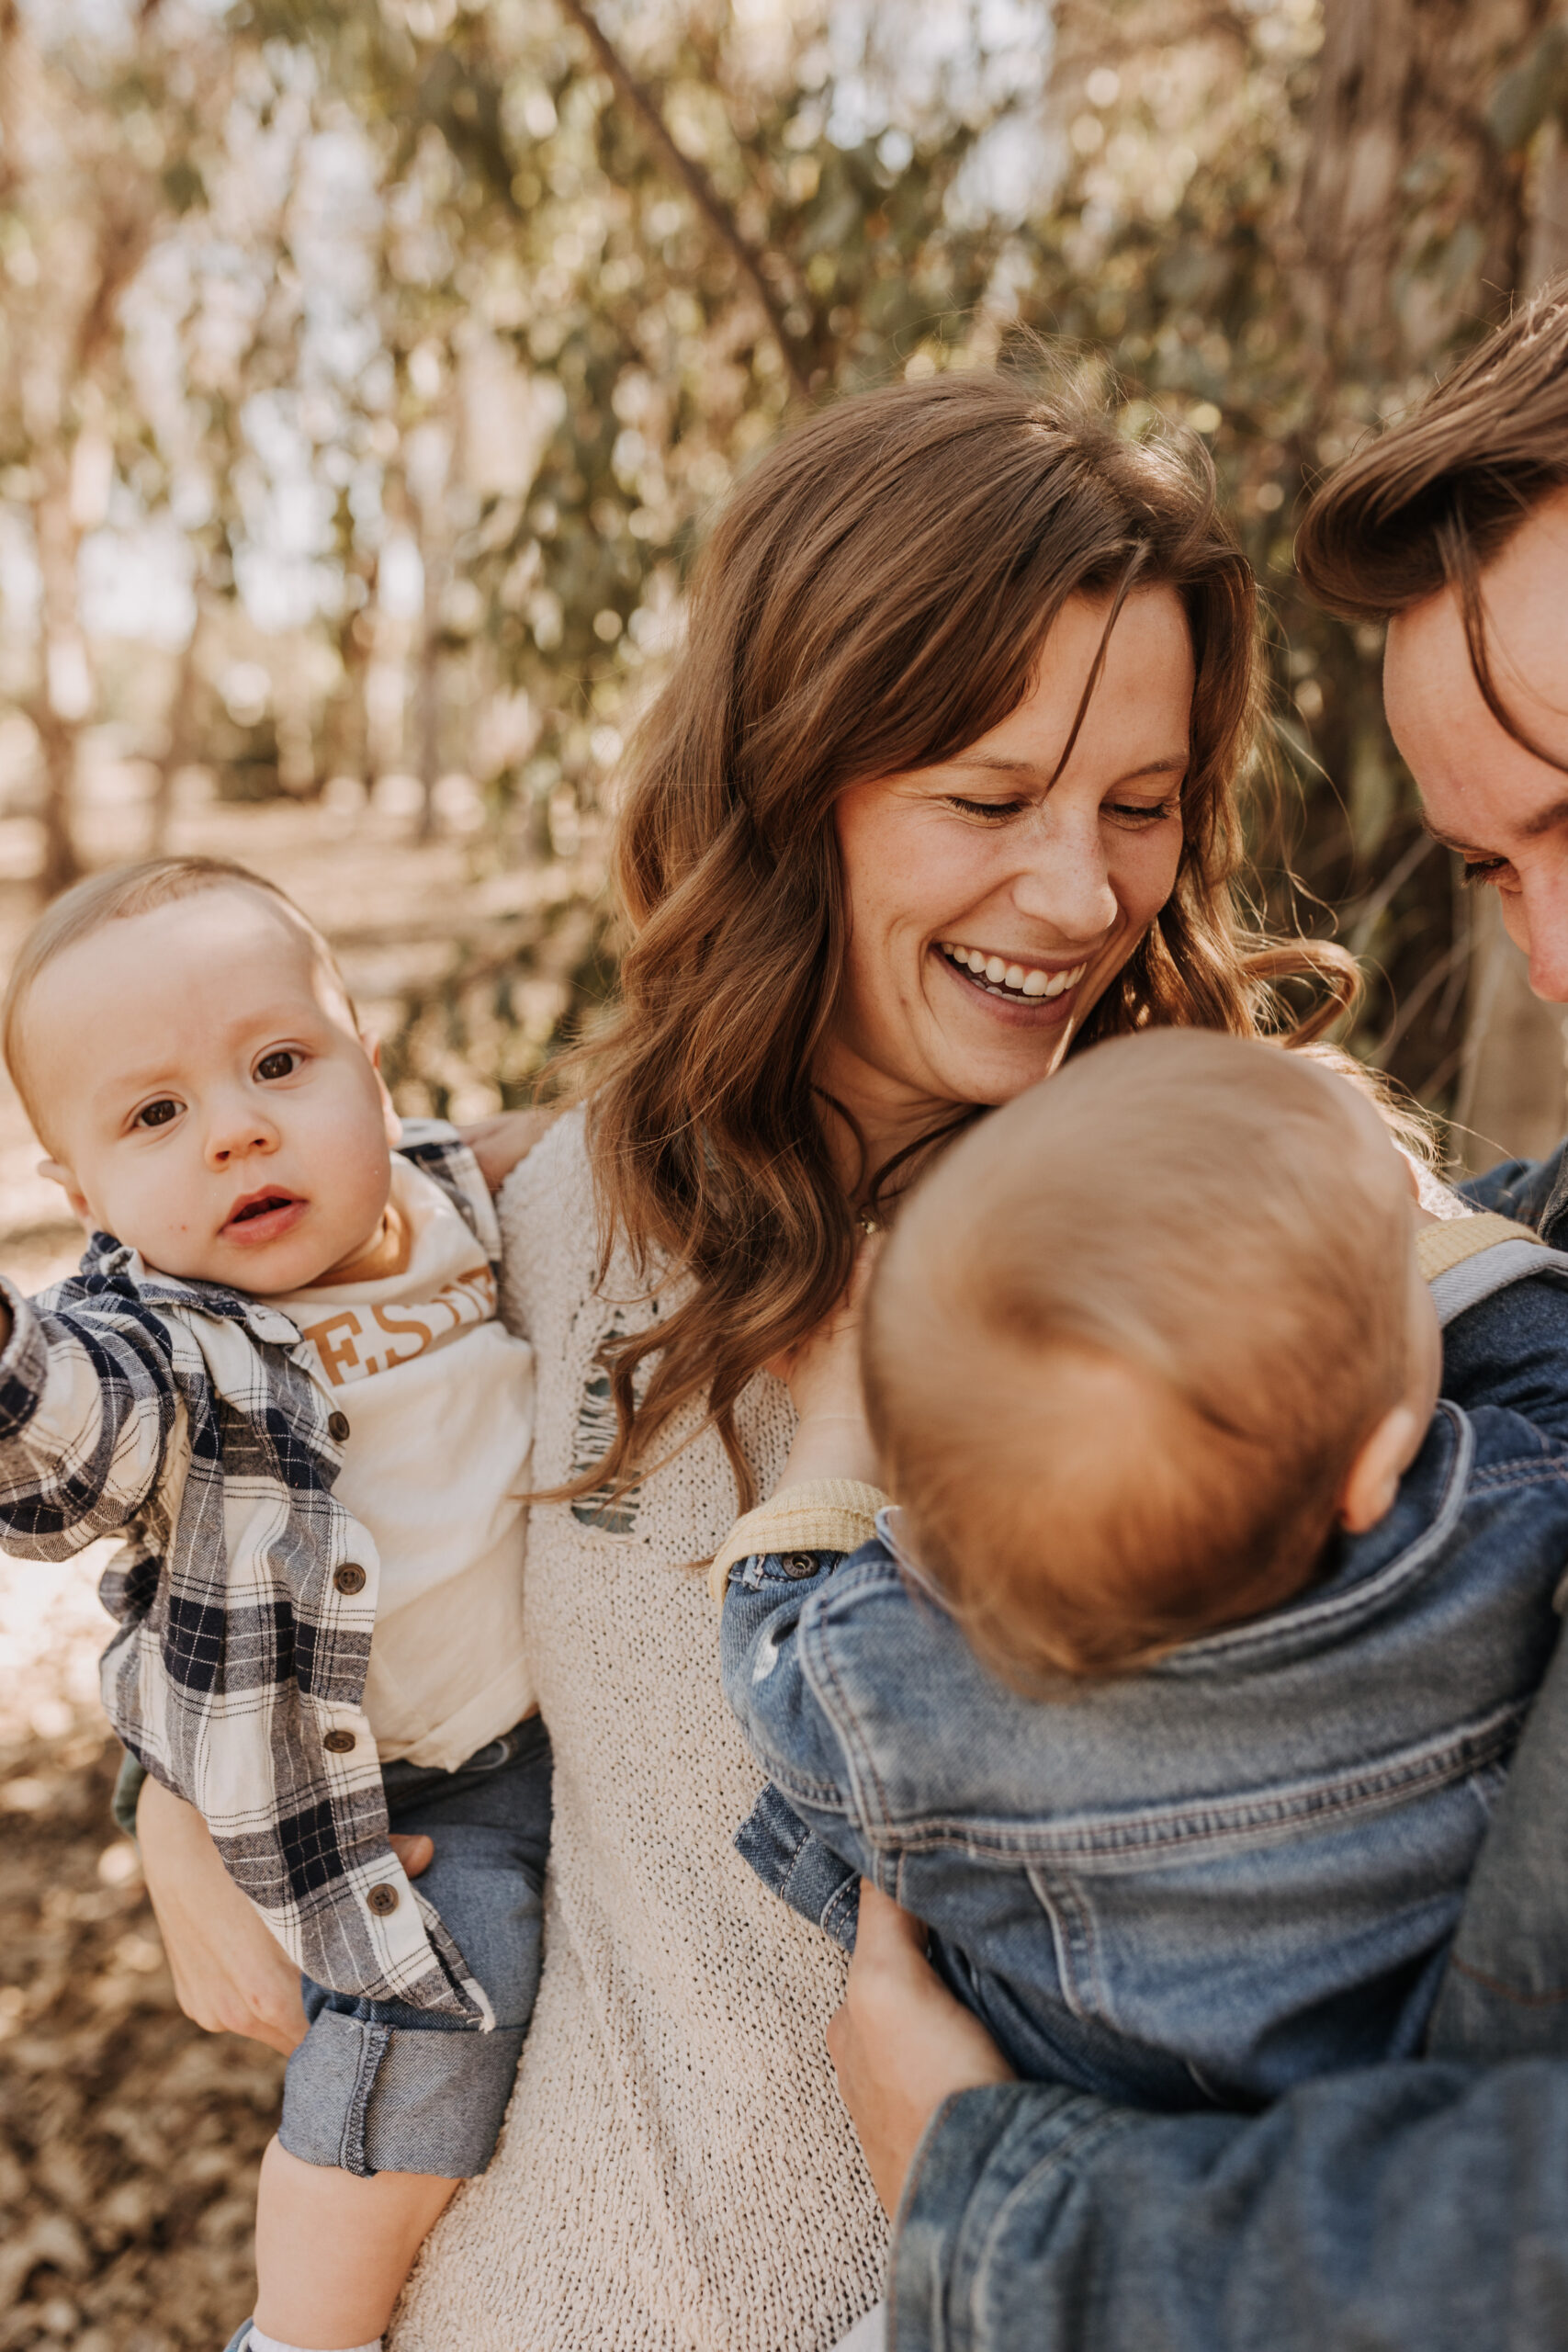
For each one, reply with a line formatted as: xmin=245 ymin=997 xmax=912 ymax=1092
xmin=721 ymin=1242 xmax=1568 ymax=2110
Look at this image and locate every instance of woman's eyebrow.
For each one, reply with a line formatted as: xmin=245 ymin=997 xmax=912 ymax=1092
xmin=948 ymin=752 xmax=1189 ymax=783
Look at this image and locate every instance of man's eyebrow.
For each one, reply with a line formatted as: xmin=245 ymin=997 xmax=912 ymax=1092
xmin=1425 ymin=794 xmax=1568 ymax=852
xmin=947 ymin=752 xmax=1190 ymax=784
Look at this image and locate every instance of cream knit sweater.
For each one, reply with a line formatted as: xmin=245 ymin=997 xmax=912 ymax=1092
xmin=394 ymin=1111 xmax=888 ymax=2351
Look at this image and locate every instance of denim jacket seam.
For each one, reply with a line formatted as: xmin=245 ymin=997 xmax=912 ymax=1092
xmin=1468 ymin=1458 xmax=1568 ymax=1493
xmin=956 ymin=2104 xmax=1146 ymax=2341
xmin=847 ymin=1696 xmax=1529 ymax=1861
xmin=799 ymin=1606 xmax=900 ymax=1844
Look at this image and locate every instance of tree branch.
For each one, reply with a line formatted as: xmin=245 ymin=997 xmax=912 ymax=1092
xmin=554 ymin=0 xmax=813 ymax=401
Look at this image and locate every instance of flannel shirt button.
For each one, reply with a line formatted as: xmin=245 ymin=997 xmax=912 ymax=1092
xmin=781 ymin=1551 xmax=818 ymax=1579
xmin=333 ymin=1564 xmax=367 ymax=1596
xmin=367 ymin=1882 xmax=399 ymax=1916
xmin=323 ymin=1728 xmax=356 ymax=1753
xmin=328 ymin=1411 xmax=351 ymax=1442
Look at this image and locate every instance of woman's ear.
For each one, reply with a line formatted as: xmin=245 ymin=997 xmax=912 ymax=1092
xmin=1337 ymin=1403 xmax=1423 ymax=1535
xmin=37 ymin=1158 xmax=93 ymax=1227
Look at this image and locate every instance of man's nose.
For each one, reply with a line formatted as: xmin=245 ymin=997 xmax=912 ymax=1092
xmin=1009 ymin=814 xmax=1118 ymax=944
xmin=204 ymin=1099 xmax=281 ymax=1169
xmin=1515 ymin=860 xmax=1568 ymax=1003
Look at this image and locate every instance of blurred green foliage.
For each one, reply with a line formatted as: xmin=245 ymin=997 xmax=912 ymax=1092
xmin=2 ymin=0 xmax=1563 ymax=1117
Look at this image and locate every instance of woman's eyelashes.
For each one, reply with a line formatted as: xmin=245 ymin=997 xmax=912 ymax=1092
xmin=942 ymin=793 xmax=1180 ymax=827
xmin=1460 ymin=855 xmax=1511 ymax=888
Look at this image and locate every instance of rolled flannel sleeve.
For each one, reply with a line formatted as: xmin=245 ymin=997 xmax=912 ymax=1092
xmin=0 ymin=1277 xmax=176 ymax=1555
xmin=891 ymin=2063 xmax=1568 ymax=2352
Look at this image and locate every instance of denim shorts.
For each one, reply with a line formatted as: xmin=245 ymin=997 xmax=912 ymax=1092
xmin=278 ymin=1713 xmax=551 ymax=2180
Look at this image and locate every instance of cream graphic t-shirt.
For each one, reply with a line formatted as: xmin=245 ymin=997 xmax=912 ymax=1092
xmin=278 ymin=1158 xmax=536 ymax=1770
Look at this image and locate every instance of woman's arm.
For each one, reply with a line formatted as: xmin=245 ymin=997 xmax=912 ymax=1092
xmin=138 ymin=1777 xmax=434 ymax=2056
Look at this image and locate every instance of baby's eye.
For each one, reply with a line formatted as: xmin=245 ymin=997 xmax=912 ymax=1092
xmin=133 ymin=1098 xmax=181 ymax=1130
xmin=255 ymin=1049 xmax=300 ymax=1082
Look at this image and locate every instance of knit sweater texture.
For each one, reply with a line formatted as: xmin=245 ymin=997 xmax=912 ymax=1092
xmin=393 ymin=1110 xmax=888 ymax=2350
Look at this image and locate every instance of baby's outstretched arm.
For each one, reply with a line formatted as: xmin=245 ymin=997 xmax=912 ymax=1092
xmin=0 ymin=1277 xmax=176 ymax=1554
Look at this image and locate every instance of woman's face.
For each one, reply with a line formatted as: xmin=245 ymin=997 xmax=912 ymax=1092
xmin=823 ymin=585 xmax=1194 ymax=1141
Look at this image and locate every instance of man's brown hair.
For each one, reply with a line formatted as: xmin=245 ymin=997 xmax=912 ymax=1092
xmin=2 ymin=856 xmax=345 ymax=1144
xmin=862 ymin=1030 xmax=1415 ymax=1682
xmin=1296 ymin=269 xmax=1568 ymax=768
xmin=555 ymin=361 xmax=1357 ymax=1516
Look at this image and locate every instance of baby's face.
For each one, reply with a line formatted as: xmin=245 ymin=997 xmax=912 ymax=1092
xmin=22 ymin=888 xmax=400 ymax=1294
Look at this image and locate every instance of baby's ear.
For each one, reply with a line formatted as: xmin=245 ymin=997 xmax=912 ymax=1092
xmin=363 ymin=1037 xmax=402 ymax=1148
xmin=37 ymin=1159 xmax=92 ymax=1225
xmin=1337 ymin=1403 xmax=1422 ymax=1535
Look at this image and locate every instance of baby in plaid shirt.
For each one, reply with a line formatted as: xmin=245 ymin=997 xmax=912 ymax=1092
xmin=0 ymin=855 xmax=548 ymax=2352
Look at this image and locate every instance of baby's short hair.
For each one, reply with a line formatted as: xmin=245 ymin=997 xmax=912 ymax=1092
xmin=863 ymin=1030 xmax=1417 ymax=1683
xmin=2 ymin=855 xmax=349 ymax=1145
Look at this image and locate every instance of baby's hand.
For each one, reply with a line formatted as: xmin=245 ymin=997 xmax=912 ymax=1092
xmin=770 ymin=1241 xmax=882 ymax=1492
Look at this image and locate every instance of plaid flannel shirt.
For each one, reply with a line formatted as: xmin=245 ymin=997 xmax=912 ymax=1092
xmin=0 ymin=1122 xmax=506 ymax=2027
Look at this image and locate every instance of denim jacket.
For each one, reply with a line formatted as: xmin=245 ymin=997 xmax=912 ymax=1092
xmin=721 ymin=1235 xmax=1568 ymax=2110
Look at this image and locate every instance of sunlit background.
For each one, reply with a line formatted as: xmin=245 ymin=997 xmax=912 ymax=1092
xmin=3 ymin=2 xmax=1568 ymax=2341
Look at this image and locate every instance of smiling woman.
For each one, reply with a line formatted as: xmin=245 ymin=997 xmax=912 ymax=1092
xmin=562 ymin=365 xmax=1357 ymax=1518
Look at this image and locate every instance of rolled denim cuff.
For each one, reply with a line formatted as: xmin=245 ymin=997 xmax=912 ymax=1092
xmin=280 ymin=2007 xmax=525 ymax=2179
xmin=890 ymin=2085 xmax=1122 ymax=2352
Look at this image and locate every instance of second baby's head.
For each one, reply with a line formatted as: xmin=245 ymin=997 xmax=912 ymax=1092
xmin=3 ymin=857 xmax=401 ymax=1293
xmin=863 ymin=1030 xmax=1441 ymax=1680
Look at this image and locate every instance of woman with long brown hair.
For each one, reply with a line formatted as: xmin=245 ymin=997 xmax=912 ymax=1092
xmin=133 ymin=359 xmax=1349 ymax=2352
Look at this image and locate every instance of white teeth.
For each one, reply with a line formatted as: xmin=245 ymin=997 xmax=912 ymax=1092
xmin=940 ymin=944 xmax=1089 ymax=998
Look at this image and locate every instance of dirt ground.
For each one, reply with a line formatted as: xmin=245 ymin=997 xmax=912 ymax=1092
xmin=0 ymin=783 xmax=584 ymax=2349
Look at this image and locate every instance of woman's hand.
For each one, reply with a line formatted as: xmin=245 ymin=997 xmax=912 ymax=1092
xmin=137 ymin=1777 xmax=433 ymax=2056
xmin=827 ymin=1881 xmax=1015 ymax=2216
xmin=458 ymin=1105 xmax=560 ymax=1194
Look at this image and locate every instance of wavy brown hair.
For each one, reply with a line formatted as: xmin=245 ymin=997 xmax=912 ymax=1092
xmin=558 ymin=363 xmax=1355 ymax=1510
xmin=1296 ymin=268 xmax=1568 ymax=771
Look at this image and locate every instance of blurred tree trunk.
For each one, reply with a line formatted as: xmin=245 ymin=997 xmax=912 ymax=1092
xmin=28 ymin=457 xmax=87 ymax=898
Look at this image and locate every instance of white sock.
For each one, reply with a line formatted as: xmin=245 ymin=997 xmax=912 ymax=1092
xmin=247 ymin=2330 xmax=383 ymax=2352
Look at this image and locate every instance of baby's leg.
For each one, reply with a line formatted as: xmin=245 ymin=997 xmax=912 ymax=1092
xmin=237 ymin=1719 xmax=552 ymax=2350
xmin=254 ymin=2137 xmax=457 ymax=2346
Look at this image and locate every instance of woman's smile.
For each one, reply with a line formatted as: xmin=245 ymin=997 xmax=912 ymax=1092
xmin=933 ymin=938 xmax=1091 ymax=1017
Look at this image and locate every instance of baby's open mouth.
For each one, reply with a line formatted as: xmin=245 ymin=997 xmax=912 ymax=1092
xmin=223 ymin=1191 xmax=306 ymax=1237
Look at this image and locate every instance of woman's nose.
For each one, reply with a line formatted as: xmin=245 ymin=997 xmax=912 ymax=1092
xmin=1009 ymin=819 xmax=1118 ymax=945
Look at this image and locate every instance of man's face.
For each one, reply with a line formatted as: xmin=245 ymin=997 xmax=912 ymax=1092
xmin=1384 ymin=486 xmax=1568 ymax=1000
